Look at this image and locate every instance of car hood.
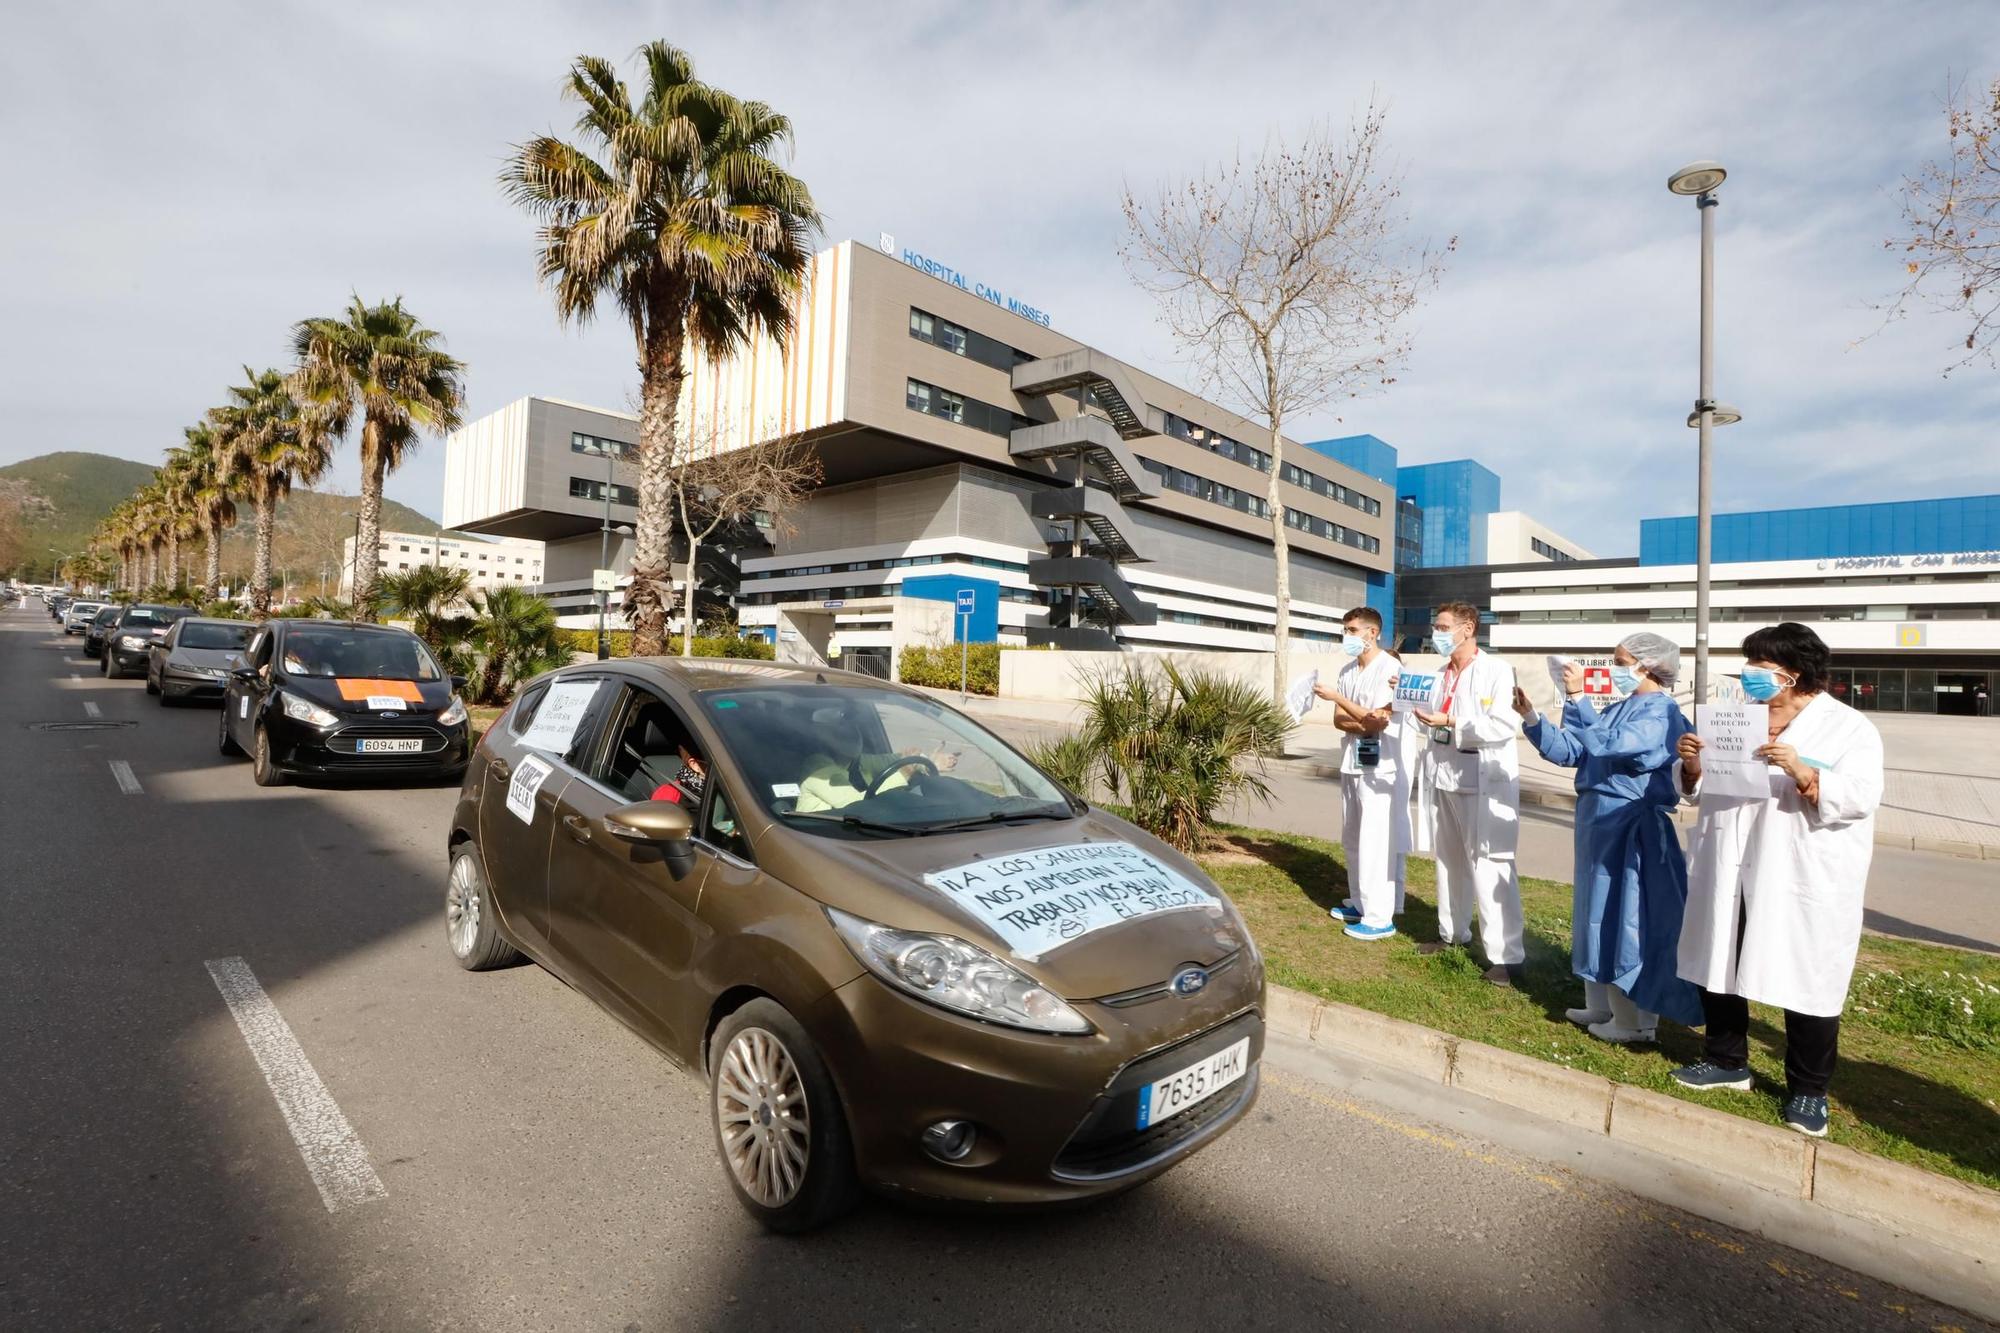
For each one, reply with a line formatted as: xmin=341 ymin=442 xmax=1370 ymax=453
xmin=282 ymin=673 xmax=455 ymax=715
xmin=168 ymin=647 xmax=242 ymax=670
xmin=758 ymin=807 xmax=1253 ymax=1001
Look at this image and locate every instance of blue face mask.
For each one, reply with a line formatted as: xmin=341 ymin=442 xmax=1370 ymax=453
xmin=1608 ymin=665 xmax=1642 ymax=696
xmin=1431 ymin=629 xmax=1457 ymax=657
xmin=1739 ymin=666 xmax=1789 ymax=702
xmin=1342 ymin=633 xmax=1367 ymax=657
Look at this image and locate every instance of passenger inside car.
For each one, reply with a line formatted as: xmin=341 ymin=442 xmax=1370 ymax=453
xmin=610 ymin=703 xmax=709 ymax=805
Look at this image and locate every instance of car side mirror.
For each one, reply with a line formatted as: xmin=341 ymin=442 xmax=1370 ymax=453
xmin=230 ymin=666 xmax=259 ymax=683
xmin=450 ymin=673 xmax=468 ymax=691
xmin=603 ymin=799 xmax=698 ymax=879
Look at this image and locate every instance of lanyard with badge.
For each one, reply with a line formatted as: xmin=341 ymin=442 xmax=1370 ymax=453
xmin=1429 ymin=661 xmax=1460 ymax=747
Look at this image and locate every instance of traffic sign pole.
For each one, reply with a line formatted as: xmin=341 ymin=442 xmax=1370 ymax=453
xmin=955 ymin=588 xmax=976 ymax=702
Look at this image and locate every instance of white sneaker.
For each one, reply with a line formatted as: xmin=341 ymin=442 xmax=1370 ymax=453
xmin=1587 ymin=1019 xmax=1658 ymax=1044
xmin=1564 ymin=1007 xmax=1612 ymax=1027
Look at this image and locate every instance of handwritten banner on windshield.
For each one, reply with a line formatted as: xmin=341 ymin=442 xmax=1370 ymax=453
xmin=922 ymin=841 xmax=1221 ymax=961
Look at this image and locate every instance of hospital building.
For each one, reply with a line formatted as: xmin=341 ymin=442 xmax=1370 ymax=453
xmin=442 ymin=238 xmax=1403 ymax=673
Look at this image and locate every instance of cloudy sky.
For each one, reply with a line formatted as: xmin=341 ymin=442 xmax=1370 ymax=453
xmin=5 ymin=0 xmax=1998 ymax=556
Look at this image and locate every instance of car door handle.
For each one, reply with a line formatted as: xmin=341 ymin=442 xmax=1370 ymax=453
xmin=562 ymin=814 xmax=591 ymax=844
xmin=488 ymin=758 xmax=511 ymax=782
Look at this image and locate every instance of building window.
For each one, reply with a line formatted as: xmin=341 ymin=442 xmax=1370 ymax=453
xmin=1530 ymin=537 xmax=1576 ymax=563
xmin=572 ymin=431 xmax=636 ymax=458
xmin=570 ymin=476 xmax=638 ymax=506
xmin=398 ymin=544 xmax=410 ymax=553
xmin=909 ymin=307 xmax=1033 ymax=371
xmin=905 ymin=378 xmax=1029 ymax=437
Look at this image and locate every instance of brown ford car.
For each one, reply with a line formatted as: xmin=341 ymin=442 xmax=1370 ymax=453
xmin=447 ymin=659 xmax=1265 ymax=1231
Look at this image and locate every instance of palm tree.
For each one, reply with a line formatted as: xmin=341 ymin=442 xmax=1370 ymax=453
xmin=289 ymin=297 xmax=466 ymax=624
xmin=156 ymin=451 xmax=201 ymax=592
xmin=211 ymin=367 xmax=335 ymax=614
xmin=469 ymin=583 xmax=567 ymax=703
xmin=502 ymin=40 xmax=821 ymax=655
xmin=131 ymin=485 xmax=165 ymax=590
xmin=377 ymin=564 xmax=476 ymax=670
xmin=180 ymin=422 xmax=240 ymax=598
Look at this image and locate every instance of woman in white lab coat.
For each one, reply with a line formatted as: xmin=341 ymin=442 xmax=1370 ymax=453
xmin=1671 ymin=623 xmax=1883 ymax=1138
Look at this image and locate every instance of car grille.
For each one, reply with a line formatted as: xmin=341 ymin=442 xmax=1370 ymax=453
xmin=325 ymin=723 xmax=450 ymax=760
xmin=1050 ymin=1010 xmax=1263 ymax=1181
xmin=1092 ymin=949 xmax=1244 ymax=1009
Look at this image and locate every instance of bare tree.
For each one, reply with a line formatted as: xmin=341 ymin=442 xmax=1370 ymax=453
xmin=668 ymin=429 xmax=822 ymax=656
xmin=1121 ymin=101 xmax=1449 ymax=699
xmin=1884 ymin=76 xmax=2000 ymax=371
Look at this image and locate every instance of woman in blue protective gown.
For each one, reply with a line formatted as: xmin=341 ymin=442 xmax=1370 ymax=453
xmin=1511 ymin=632 xmax=1704 ymax=1042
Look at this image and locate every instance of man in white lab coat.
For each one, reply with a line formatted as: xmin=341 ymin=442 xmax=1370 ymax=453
xmin=1410 ymin=601 xmax=1525 ymax=986
xmin=1313 ymin=606 xmax=1403 ymax=941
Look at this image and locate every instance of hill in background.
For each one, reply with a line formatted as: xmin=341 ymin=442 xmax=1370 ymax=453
xmin=0 ymin=451 xmax=456 ymax=587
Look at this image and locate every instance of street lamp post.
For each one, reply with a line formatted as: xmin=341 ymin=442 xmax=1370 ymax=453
xmin=582 ymin=443 xmax=630 ymax=659
xmin=1667 ymin=160 xmax=1742 ymax=707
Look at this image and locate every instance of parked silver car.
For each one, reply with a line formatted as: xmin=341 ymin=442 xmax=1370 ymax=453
xmin=147 ymin=616 xmax=255 ymax=704
xmin=62 ymin=601 xmax=110 ymax=634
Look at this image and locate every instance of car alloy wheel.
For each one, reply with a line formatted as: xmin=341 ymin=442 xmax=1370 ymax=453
xmin=252 ymin=726 xmax=284 ymax=787
xmin=218 ymin=706 xmax=243 ymax=756
xmin=715 ymin=1027 xmax=813 ymax=1209
xmin=447 ymin=854 xmax=484 ymax=958
xmin=444 ymin=849 xmax=521 ymax=971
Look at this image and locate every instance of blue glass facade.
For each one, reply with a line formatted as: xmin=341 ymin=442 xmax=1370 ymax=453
xmin=1639 ymin=495 xmax=2000 ymax=565
xmin=1305 ymin=434 xmax=1398 ymax=487
xmin=1395 ymin=460 xmax=1502 ymax=569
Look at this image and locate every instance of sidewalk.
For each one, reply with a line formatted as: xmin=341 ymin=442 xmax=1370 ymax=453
xmin=924 ymin=687 xmax=2000 ymax=860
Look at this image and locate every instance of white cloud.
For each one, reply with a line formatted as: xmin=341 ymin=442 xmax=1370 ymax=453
xmin=3 ymin=0 xmax=1997 ymax=558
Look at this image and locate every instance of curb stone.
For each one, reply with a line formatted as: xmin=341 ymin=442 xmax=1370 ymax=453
xmin=1266 ymin=980 xmax=2000 ymax=1271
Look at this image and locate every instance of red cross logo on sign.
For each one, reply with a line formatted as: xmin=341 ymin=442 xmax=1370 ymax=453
xmin=1583 ymin=666 xmax=1614 ymax=696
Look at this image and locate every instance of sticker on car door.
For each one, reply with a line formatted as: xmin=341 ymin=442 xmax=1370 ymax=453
xmin=506 ymin=754 xmax=555 ymax=824
xmin=921 ymin=841 xmax=1222 ymax=961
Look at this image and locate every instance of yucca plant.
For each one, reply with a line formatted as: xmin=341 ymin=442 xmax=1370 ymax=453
xmin=1067 ymin=663 xmax=1292 ymax=852
xmin=469 ymin=584 xmax=568 ymax=703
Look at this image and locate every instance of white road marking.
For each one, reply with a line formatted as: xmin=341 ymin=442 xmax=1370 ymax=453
xmin=83 ymin=701 xmax=101 ymax=718
xmin=108 ymin=760 xmax=142 ymax=795
xmin=204 ymin=957 xmax=387 ymax=1213
xmin=69 ymin=672 xmax=80 ymax=681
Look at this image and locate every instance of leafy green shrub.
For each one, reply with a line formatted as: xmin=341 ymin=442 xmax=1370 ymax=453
xmin=1027 ymin=733 xmax=1098 ymax=797
xmin=898 ymin=643 xmax=1002 ymax=694
xmin=551 ymin=628 xmax=773 ymax=660
xmin=1067 ymin=664 xmax=1292 ymax=853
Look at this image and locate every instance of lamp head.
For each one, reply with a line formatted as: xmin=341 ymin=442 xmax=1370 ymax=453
xmin=1668 ymin=161 xmax=1727 ymax=196
xmin=1686 ymin=402 xmax=1744 ymax=428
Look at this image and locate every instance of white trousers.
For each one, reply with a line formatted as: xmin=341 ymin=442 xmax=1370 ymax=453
xmin=1341 ymin=771 xmax=1401 ymax=928
xmin=1433 ymin=789 xmax=1525 ymax=965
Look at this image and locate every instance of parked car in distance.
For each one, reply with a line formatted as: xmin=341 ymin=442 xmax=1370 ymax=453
xmin=101 ymin=604 xmax=195 ymax=678
xmin=49 ymin=595 xmax=71 ymax=621
xmin=62 ymin=600 xmax=110 ymax=634
xmin=148 ymin=616 xmax=255 ymax=705
xmin=447 ymin=659 xmax=1264 ymax=1232
xmin=218 ymin=619 xmax=471 ymax=786
xmin=82 ymin=606 xmax=124 ymax=659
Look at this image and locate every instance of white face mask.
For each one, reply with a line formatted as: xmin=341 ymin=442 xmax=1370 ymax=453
xmin=1342 ymin=633 xmax=1367 ymax=657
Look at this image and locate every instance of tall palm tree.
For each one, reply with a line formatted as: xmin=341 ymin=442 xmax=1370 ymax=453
xmin=131 ymin=485 xmax=165 ymax=590
xmin=180 ymin=422 xmax=240 ymax=598
xmin=289 ymin=296 xmax=466 ymax=624
xmin=211 ymin=367 xmax=335 ymax=614
xmin=469 ymin=583 xmax=567 ymax=704
xmin=156 ymin=451 xmax=200 ymax=591
xmin=502 ymin=40 xmax=821 ymax=655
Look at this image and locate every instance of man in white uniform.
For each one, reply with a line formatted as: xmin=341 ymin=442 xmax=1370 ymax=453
xmin=1411 ymin=601 xmax=1525 ymax=986
xmin=1314 ymin=607 xmax=1402 ymax=940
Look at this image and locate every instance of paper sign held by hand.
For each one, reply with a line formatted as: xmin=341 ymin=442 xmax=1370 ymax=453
xmin=1696 ymin=702 xmax=1771 ymax=799
xmin=1284 ymin=671 xmax=1318 ymax=724
xmin=1393 ymin=671 xmax=1439 ymax=714
xmin=519 ymin=680 xmax=601 ymax=755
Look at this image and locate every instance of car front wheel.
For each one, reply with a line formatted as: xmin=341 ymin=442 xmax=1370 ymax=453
xmin=251 ymin=725 xmax=284 ymax=787
xmin=218 ymin=705 xmax=243 ymax=756
xmin=145 ymin=668 xmax=159 ymax=696
xmin=709 ymin=999 xmax=860 ymax=1233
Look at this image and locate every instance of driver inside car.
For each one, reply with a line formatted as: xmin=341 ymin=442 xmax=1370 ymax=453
xmin=793 ymin=715 xmax=958 ymax=814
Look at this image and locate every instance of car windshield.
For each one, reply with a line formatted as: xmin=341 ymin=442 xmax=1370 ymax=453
xmin=698 ymin=684 xmax=1074 ymax=836
xmin=181 ymin=622 xmax=253 ymax=651
xmin=93 ymin=608 xmax=121 ymax=627
xmin=281 ymin=626 xmax=441 ymax=680
xmin=121 ymin=606 xmax=190 ymax=628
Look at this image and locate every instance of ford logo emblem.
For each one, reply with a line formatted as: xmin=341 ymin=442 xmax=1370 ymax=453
xmin=1170 ymin=967 xmax=1209 ymax=997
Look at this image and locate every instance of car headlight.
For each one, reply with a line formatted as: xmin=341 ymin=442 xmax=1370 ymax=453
xmin=436 ymin=696 xmax=467 ymax=726
xmin=826 ymin=907 xmax=1092 ymax=1035
xmin=119 ymin=635 xmax=148 ymax=650
xmin=280 ymin=692 xmax=339 ymax=728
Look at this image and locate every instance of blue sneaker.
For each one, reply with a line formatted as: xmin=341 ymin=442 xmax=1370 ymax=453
xmin=1328 ymin=904 xmax=1362 ymax=924
xmin=1671 ymin=1060 xmax=1754 ymax=1092
xmin=1783 ymin=1094 xmax=1830 ymax=1138
xmin=1343 ymin=921 xmax=1397 ymax=942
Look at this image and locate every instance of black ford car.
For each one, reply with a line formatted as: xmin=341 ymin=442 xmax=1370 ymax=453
xmin=102 ymin=604 xmax=195 ymax=677
xmin=218 ymin=619 xmax=472 ymax=786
